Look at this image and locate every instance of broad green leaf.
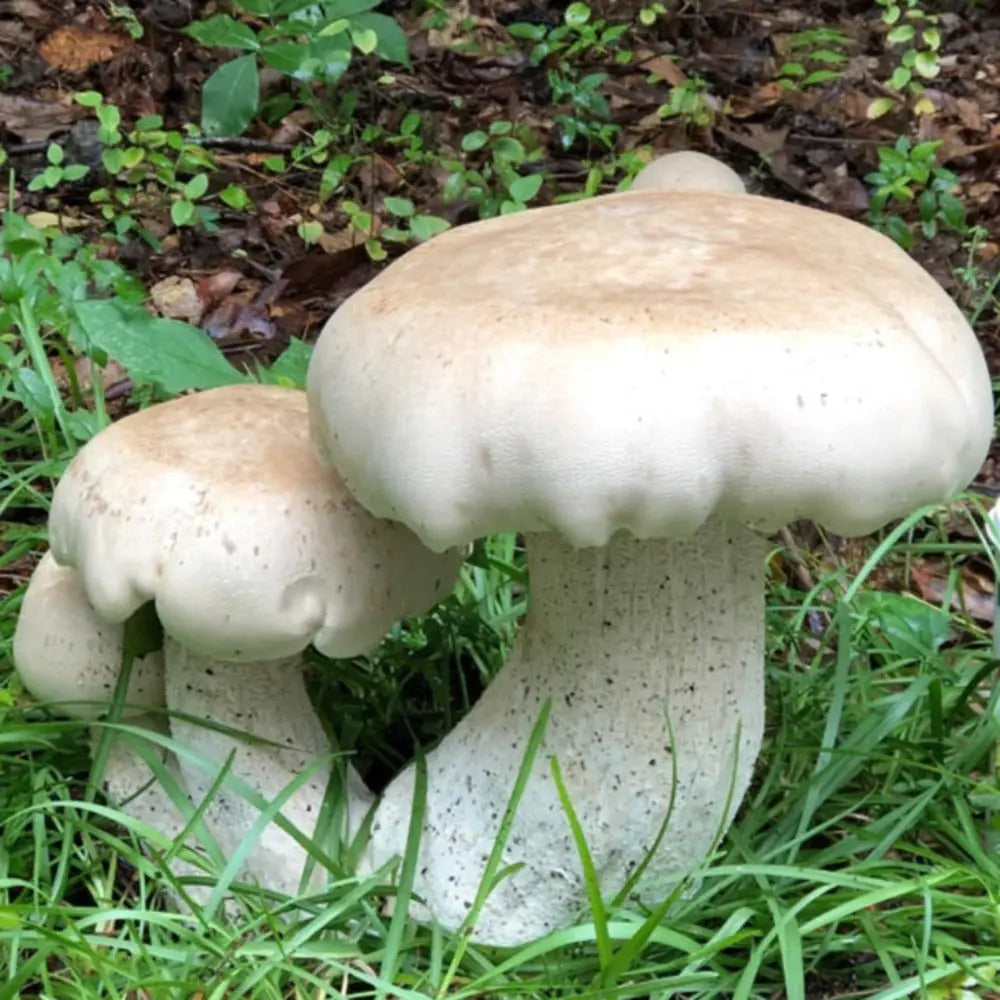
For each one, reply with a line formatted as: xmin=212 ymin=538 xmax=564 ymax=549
xmin=352 ymin=11 xmax=410 ymax=66
xmin=74 ymin=299 xmax=247 ymax=393
xmin=322 ymin=0 xmax=382 ymax=16
xmin=201 ymin=54 xmax=260 ymax=137
xmin=186 ymin=15 xmax=260 ymax=49
xmin=261 ymin=40 xmax=310 ymax=75
xmin=309 ymin=35 xmax=352 ymax=82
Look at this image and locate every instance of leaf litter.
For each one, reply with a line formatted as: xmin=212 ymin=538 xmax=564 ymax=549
xmin=2 ymin=0 xmax=1000 ymax=628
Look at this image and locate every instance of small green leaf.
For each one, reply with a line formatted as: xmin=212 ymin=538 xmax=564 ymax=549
xmin=888 ymin=65 xmax=912 ymax=90
xmin=866 ymin=96 xmax=897 ymax=119
xmin=350 ymin=26 xmax=378 ymax=54
xmin=47 ymin=143 xmax=64 ymax=166
xmin=170 ymin=199 xmax=196 ymax=226
xmin=184 ymin=172 xmax=210 ymax=200
xmin=74 ymin=90 xmax=104 ymax=108
xmin=201 ymin=54 xmax=260 ymax=137
xmin=409 ymin=214 xmax=450 ymax=241
xmin=384 ymin=195 xmax=415 ymax=217
xmin=564 ymin=1 xmax=591 ymax=26
xmin=461 ymin=131 xmax=488 ymax=152
xmin=364 ymin=237 xmax=387 ymax=261
xmin=219 ymin=183 xmax=252 ymax=210
xmin=914 ymin=51 xmax=939 ymax=78
xmin=298 ymin=220 xmax=323 ymax=244
xmin=507 ymin=172 xmax=543 ymax=203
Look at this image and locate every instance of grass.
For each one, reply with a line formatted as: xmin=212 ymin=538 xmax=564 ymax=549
xmin=3 ymin=462 xmax=1000 ymax=997
xmin=3 ymin=4 xmax=1000 ymax=991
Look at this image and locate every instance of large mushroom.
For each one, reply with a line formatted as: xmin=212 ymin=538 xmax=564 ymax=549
xmin=307 ymin=188 xmax=993 ymax=944
xmin=31 ymin=383 xmax=462 ymax=895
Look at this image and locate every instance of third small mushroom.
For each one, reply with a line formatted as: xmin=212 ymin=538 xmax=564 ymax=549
xmin=306 ymin=156 xmax=994 ymax=944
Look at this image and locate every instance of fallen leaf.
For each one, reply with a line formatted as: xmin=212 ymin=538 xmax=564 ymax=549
xmin=38 ymin=25 xmax=130 ymax=73
xmin=0 ymin=93 xmax=79 ymax=141
xmin=24 ymin=212 xmax=87 ymax=229
xmin=149 ymin=276 xmax=205 ymax=324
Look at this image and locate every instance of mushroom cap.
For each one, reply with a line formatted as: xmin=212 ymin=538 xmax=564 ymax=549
xmin=13 ymin=552 xmax=165 ymax=719
xmin=50 ymin=385 xmax=462 ymax=660
xmin=630 ymin=151 xmax=745 ymax=194
xmin=307 ymin=190 xmax=993 ymax=550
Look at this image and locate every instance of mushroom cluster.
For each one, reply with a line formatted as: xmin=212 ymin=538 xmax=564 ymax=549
xmin=13 ymin=152 xmax=994 ymax=947
xmin=14 ymin=384 xmax=461 ymax=893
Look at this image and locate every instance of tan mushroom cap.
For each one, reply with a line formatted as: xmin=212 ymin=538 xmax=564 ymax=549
xmin=630 ymin=150 xmax=745 ymax=194
xmin=14 ymin=552 xmax=165 ymax=718
xmin=308 ymin=190 xmax=994 ymax=550
xmin=50 ymin=385 xmax=462 ymax=660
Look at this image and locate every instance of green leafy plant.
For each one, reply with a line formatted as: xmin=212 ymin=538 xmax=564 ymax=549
xmin=0 ymin=208 xmax=144 ymax=452
xmin=508 ymin=3 xmax=624 ymax=151
xmin=868 ymin=0 xmax=941 ymax=118
xmin=776 ymin=27 xmax=850 ymax=90
xmin=186 ymin=0 xmax=411 ymax=137
xmin=71 ymin=92 xmax=237 ymax=242
xmin=442 ymin=122 xmax=545 ymax=218
xmin=657 ymin=74 xmax=718 ymax=128
xmin=866 ymin=137 xmax=966 ymax=249
xmin=25 ymin=143 xmax=90 ymax=193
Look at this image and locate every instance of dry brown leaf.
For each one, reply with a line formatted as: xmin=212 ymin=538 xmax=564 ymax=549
xmin=197 ymin=269 xmax=243 ymax=308
xmin=38 ymin=25 xmax=130 ymax=73
xmin=318 ymin=225 xmax=359 ymax=254
xmin=0 ymin=21 xmax=30 ymax=45
xmin=910 ymin=562 xmax=995 ymax=623
xmin=149 ymin=276 xmax=205 ymax=324
xmin=0 ymin=93 xmax=79 ymax=141
xmin=640 ymin=53 xmax=687 ymax=88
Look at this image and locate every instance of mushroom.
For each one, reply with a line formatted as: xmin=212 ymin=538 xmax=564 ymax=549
xmin=44 ymin=383 xmax=463 ymax=895
xmin=630 ymin=150 xmax=745 ymax=194
xmin=307 ymin=188 xmax=993 ymax=944
xmin=13 ymin=552 xmax=183 ymax=834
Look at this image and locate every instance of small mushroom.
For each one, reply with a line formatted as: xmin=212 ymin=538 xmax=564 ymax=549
xmin=307 ymin=187 xmax=993 ymax=944
xmin=630 ymin=150 xmax=745 ymax=194
xmin=44 ymin=384 xmax=463 ymax=896
xmin=13 ymin=553 xmax=190 ymax=840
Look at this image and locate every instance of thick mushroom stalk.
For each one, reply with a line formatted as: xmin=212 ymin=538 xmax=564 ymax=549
xmin=366 ymin=525 xmax=765 ymax=943
xmin=165 ymin=641 xmax=374 ymax=894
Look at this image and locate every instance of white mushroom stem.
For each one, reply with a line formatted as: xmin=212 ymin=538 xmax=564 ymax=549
xmin=365 ymin=522 xmax=766 ymax=946
xmin=165 ymin=639 xmax=375 ymax=896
